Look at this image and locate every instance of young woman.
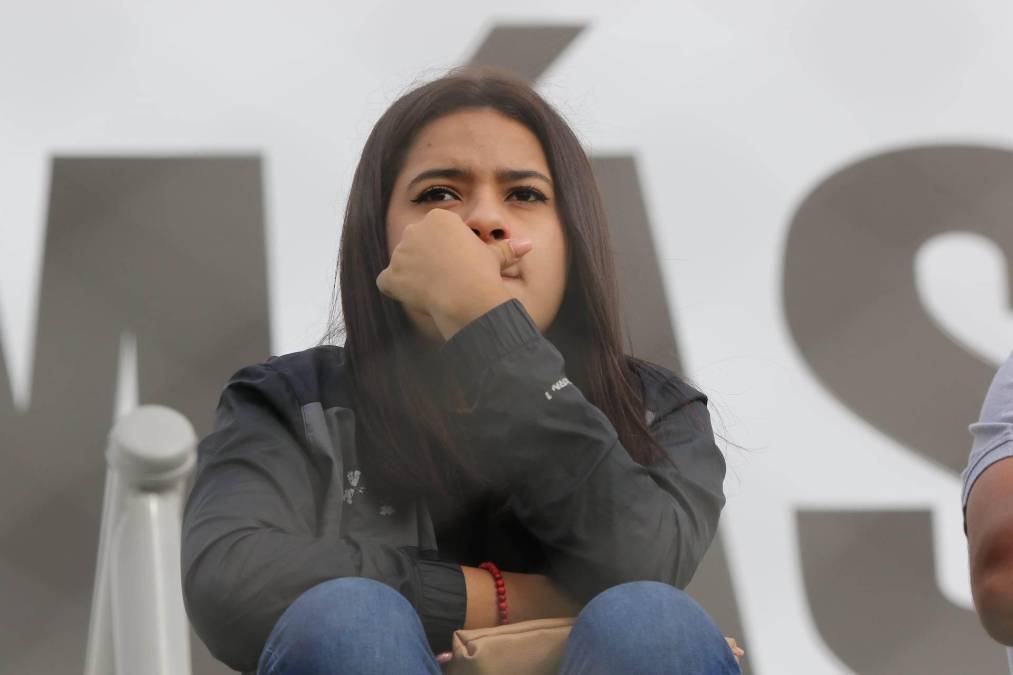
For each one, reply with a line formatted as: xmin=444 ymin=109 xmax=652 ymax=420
xmin=182 ymin=66 xmax=741 ymax=674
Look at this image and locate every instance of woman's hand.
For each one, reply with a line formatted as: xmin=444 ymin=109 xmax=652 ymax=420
xmin=725 ymin=636 xmax=745 ymax=664
xmin=376 ymin=208 xmax=533 ymax=321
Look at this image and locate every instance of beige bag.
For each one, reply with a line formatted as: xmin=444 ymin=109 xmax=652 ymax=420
xmin=440 ymin=617 xmax=576 ymax=675
xmin=438 ymin=618 xmax=746 ymax=674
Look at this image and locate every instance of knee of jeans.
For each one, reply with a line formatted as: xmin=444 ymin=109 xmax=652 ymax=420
xmin=273 ymin=576 xmax=418 ymax=640
xmin=260 ymin=577 xmax=424 ymax=672
xmin=581 ymin=580 xmax=722 ymax=644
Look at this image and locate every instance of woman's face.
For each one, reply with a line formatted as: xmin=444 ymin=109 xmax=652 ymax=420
xmin=386 ymin=107 xmax=569 ymax=343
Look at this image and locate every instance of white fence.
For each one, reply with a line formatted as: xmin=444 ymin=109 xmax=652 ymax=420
xmin=84 ymin=405 xmax=196 ymax=675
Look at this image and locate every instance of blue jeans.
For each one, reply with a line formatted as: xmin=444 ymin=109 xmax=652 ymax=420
xmin=257 ymin=577 xmax=742 ymax=674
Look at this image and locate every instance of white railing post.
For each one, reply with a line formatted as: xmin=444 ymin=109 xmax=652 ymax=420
xmin=85 ymin=405 xmax=197 ymax=675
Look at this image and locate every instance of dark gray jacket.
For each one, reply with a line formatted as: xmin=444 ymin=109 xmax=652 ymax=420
xmin=181 ymin=298 xmax=727 ymax=672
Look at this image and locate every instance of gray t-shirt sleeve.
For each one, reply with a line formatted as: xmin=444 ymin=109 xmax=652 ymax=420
xmin=961 ymin=349 xmax=1013 ymax=511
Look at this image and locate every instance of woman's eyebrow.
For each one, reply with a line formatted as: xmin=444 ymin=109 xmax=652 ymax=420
xmin=406 ymin=167 xmax=553 ymax=190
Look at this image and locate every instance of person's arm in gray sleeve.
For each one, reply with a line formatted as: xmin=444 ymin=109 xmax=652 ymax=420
xmin=964 ymin=350 xmax=1013 ymax=645
xmin=181 ymin=362 xmax=465 ymax=672
xmin=438 ymin=299 xmax=727 ymax=605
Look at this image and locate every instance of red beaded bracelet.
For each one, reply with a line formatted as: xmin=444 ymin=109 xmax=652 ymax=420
xmin=479 ymin=561 xmax=509 ymax=625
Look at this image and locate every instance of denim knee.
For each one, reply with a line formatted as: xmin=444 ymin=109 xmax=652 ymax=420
xmin=258 ymin=576 xmax=430 ymax=673
xmin=581 ymin=580 xmax=721 ymax=641
xmin=279 ymin=576 xmax=417 ymax=633
xmin=570 ymin=580 xmax=737 ymax=670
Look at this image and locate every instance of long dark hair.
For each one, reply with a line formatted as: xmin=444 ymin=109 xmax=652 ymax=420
xmin=318 ymin=65 xmax=670 ymax=506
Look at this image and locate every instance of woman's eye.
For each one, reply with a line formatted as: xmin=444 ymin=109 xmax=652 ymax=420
xmin=410 ymin=186 xmax=550 ymax=204
xmin=412 ymin=187 xmax=458 ymax=203
xmin=510 ymin=187 xmax=549 ymax=203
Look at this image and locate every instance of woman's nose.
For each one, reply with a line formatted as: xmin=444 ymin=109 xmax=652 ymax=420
xmin=462 ymin=192 xmax=511 ymax=242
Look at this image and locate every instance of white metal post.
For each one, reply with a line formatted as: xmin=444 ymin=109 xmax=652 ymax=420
xmin=85 ymin=405 xmax=197 ymax=675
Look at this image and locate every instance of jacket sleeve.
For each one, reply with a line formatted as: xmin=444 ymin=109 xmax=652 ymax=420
xmin=437 ymin=298 xmax=727 ymax=605
xmin=181 ymin=361 xmax=465 ymax=672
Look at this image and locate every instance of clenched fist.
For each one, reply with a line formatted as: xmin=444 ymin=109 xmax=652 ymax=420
xmin=376 ymin=207 xmax=533 ymax=321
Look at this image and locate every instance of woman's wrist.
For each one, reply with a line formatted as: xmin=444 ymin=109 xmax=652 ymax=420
xmin=429 ymin=283 xmax=513 ymax=342
xmin=523 ymin=573 xmax=583 ymax=620
xmin=461 ymin=564 xmax=500 ymax=629
xmin=462 ymin=566 xmax=582 ymax=629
